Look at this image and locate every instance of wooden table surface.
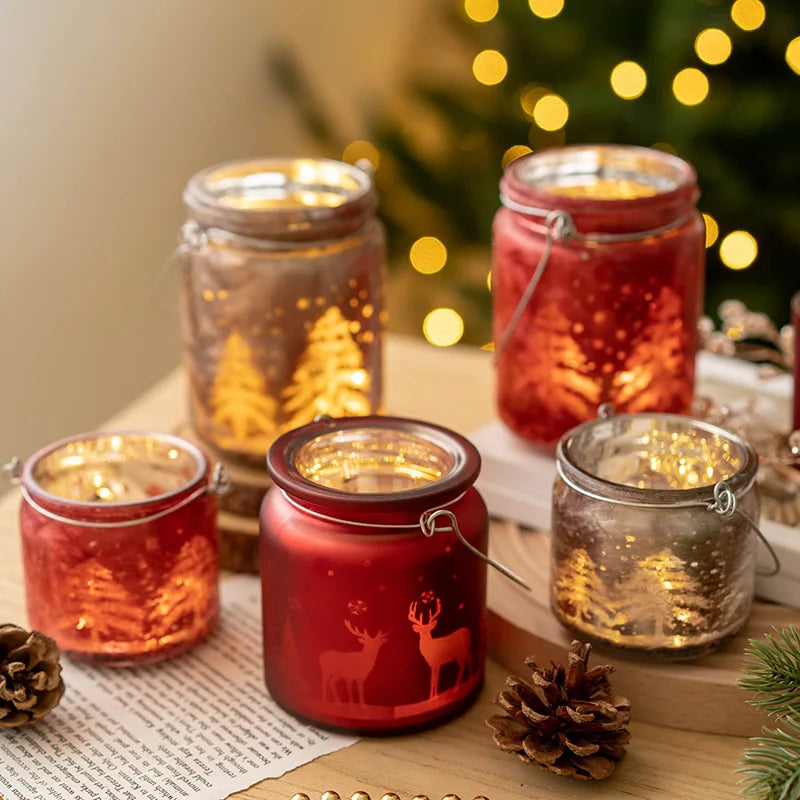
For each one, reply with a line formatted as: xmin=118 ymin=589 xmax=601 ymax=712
xmin=0 ymin=335 xmax=752 ymax=800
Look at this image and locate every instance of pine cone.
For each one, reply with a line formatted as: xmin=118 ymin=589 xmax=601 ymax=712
xmin=0 ymin=623 xmax=65 ymax=729
xmin=486 ymin=640 xmax=630 ymax=781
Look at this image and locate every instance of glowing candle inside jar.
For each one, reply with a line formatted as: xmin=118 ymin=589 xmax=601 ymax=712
xmin=19 ymin=432 xmax=220 ymax=665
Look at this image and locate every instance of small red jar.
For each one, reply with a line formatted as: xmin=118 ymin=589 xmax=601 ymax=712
xmin=260 ymin=415 xmax=488 ymax=733
xmin=18 ymin=432 xmax=221 ymax=665
xmin=493 ymin=144 xmax=705 ymax=445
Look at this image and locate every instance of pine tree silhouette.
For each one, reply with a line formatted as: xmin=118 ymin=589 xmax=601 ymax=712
xmin=553 ymin=547 xmax=624 ymax=633
xmin=617 ymin=550 xmax=711 ymax=638
xmin=211 ymin=330 xmax=278 ymax=443
xmin=497 ymin=302 xmax=598 ymax=440
xmin=64 ymin=560 xmax=142 ymax=645
xmin=283 ymin=307 xmax=371 ymax=429
xmin=146 ymin=537 xmax=217 ymax=638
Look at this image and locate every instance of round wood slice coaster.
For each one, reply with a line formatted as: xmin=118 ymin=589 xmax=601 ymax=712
xmin=486 ymin=518 xmax=800 ymax=737
xmin=174 ymin=423 xmax=272 ymax=518
xmin=218 ymin=510 xmax=260 ymax=574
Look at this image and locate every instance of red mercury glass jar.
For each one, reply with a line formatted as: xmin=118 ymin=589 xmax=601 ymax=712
xmin=260 ymin=415 xmax=488 ymax=733
xmin=18 ymin=432 xmax=221 ymax=665
xmin=493 ymin=144 xmax=705 ymax=445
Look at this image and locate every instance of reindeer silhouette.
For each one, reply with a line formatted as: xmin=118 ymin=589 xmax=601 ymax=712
xmin=408 ymin=596 xmax=471 ymax=698
xmin=318 ymin=620 xmax=389 ymax=704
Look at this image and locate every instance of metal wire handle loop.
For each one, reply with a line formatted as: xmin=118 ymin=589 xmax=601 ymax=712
xmin=15 ymin=463 xmax=230 ymax=530
xmin=708 ymin=481 xmax=780 ymax=576
xmin=495 ymin=210 xmax=573 ymax=361
xmin=421 ymin=509 xmax=531 ymax=590
xmin=1 ymin=457 xmax=22 ymax=485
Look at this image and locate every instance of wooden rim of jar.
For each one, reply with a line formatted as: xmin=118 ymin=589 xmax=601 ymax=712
xmin=266 ymin=415 xmax=481 ymax=519
xmin=556 ymin=412 xmax=759 ymax=507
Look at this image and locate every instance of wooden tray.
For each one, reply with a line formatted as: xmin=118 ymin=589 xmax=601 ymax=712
xmin=485 ymin=518 xmax=800 ymax=737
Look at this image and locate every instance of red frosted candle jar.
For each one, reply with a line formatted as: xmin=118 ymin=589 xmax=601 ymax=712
xmin=260 ymin=415 xmax=488 ymax=733
xmin=493 ymin=144 xmax=705 ymax=445
xmin=18 ymin=432 xmax=221 ymax=665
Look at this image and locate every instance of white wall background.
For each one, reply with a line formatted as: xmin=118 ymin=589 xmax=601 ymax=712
xmin=0 ymin=0 xmax=424 ymax=458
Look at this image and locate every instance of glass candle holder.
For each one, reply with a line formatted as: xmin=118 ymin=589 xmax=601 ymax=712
xmin=18 ymin=432 xmax=221 ymax=665
xmin=179 ymin=157 xmax=386 ymax=463
xmin=260 ymin=415 xmax=488 ymax=733
xmin=493 ymin=144 xmax=705 ymax=445
xmin=551 ymin=412 xmax=760 ymax=659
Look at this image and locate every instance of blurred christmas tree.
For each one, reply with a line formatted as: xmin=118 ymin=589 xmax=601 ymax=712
xmin=271 ymin=0 xmax=800 ymax=346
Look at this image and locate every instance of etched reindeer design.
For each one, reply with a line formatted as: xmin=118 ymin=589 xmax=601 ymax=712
xmin=318 ymin=620 xmax=389 ymax=704
xmin=408 ymin=597 xmax=471 ymax=698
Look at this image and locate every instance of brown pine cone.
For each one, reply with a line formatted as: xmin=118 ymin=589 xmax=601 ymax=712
xmin=486 ymin=640 xmax=630 ymax=781
xmin=0 ymin=623 xmax=65 ymax=729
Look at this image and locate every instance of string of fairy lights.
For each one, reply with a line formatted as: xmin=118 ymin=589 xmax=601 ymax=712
xmin=341 ymin=0 xmax=799 ymax=348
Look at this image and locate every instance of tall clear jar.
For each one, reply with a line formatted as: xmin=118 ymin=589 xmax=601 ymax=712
xmin=179 ymin=158 xmax=386 ymax=463
xmin=551 ymin=412 xmax=760 ymax=659
xmin=493 ymin=145 xmax=705 ymax=446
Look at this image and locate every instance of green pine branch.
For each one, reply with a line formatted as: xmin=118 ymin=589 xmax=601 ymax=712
xmin=740 ymin=626 xmax=800 ymax=718
xmin=738 ymin=716 xmax=800 ymax=800
xmin=738 ymin=626 xmax=800 ymax=800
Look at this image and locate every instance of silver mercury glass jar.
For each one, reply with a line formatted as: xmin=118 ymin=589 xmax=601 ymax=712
xmin=551 ymin=411 xmax=761 ymax=659
xmin=178 ymin=157 xmax=386 ymax=464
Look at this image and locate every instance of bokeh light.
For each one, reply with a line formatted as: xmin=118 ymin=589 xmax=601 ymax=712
xmin=464 ymin=0 xmax=498 ymax=22
xmin=672 ymin=68 xmax=709 ymax=106
xmin=486 ymin=270 xmax=492 ymax=291
xmin=702 ymin=213 xmax=719 ymax=248
xmin=520 ymin=84 xmax=549 ymax=116
xmin=528 ymin=0 xmax=564 ymax=19
xmin=731 ymin=0 xmax=765 ymax=31
xmin=423 ymin=308 xmax=465 ymax=347
xmin=694 ymin=29 xmax=732 ymax=65
xmin=533 ymin=93 xmax=569 ymax=130
xmin=786 ymin=36 xmax=800 ymax=75
xmin=342 ymin=140 xmax=380 ymax=171
xmin=719 ymin=231 xmax=758 ymax=270
xmin=472 ymin=49 xmax=508 ymax=85
xmin=502 ymin=144 xmax=533 ymax=168
xmin=409 ymin=237 xmax=448 ymax=275
xmin=610 ymin=61 xmax=647 ymax=99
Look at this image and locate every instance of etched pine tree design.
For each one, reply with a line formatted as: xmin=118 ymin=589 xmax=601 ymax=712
xmin=612 ymin=286 xmax=691 ymax=412
xmin=211 ymin=330 xmax=278 ymax=442
xmin=283 ymin=307 xmax=370 ymax=430
xmin=553 ymin=547 xmax=623 ymax=634
xmin=64 ymin=560 xmax=142 ymax=645
xmin=146 ymin=537 xmax=217 ymax=637
xmin=617 ymin=550 xmax=711 ymax=639
xmin=519 ymin=303 xmax=599 ymax=423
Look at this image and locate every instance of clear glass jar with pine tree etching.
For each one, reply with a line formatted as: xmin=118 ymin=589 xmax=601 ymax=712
xmin=179 ymin=158 xmax=386 ymax=462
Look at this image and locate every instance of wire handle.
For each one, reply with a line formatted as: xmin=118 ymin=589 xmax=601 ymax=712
xmin=709 ymin=481 xmax=780 ymax=577
xmin=420 ymin=509 xmax=531 ymax=590
xmin=1 ymin=457 xmax=22 ymax=485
